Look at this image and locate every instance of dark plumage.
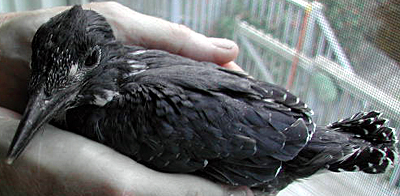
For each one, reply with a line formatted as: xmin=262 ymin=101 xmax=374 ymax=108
xmin=6 ymin=6 xmax=398 ymax=195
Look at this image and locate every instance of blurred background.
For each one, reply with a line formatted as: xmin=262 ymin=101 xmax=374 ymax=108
xmin=1 ymin=0 xmax=399 ymax=195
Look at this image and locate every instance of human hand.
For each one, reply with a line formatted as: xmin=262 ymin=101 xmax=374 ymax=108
xmin=0 ymin=114 xmax=248 ymax=196
xmin=0 ymin=1 xmax=241 ymax=113
xmin=0 ymin=2 xmax=248 ymax=196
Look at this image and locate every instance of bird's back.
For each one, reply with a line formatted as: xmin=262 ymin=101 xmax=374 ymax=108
xmin=63 ymin=46 xmax=315 ymax=188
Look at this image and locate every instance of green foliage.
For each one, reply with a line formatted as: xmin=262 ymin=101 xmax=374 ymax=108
xmin=310 ymin=73 xmax=339 ymax=103
xmin=319 ymin=0 xmax=369 ymax=61
xmin=214 ymin=0 xmax=247 ymax=39
xmin=214 ymin=17 xmax=235 ymax=39
xmin=214 ymin=0 xmax=390 ymax=69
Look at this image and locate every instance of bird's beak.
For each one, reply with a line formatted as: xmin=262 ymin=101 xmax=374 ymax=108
xmin=5 ymin=87 xmax=76 ymax=164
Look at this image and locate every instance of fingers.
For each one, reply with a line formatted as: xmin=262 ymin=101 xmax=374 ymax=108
xmin=221 ymin=61 xmax=244 ymax=72
xmin=0 ymin=107 xmax=21 ymax=119
xmin=0 ymin=118 xmax=251 ymax=196
xmin=137 ymin=22 xmax=239 ymax=65
xmin=0 ymin=1 xmax=239 ymax=66
xmin=87 ymin=2 xmax=239 ymax=65
xmin=0 ymin=2 xmax=239 ymax=66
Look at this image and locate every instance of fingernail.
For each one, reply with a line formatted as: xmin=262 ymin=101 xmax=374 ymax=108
xmin=226 ymin=190 xmax=247 ymax=196
xmin=225 ymin=186 xmax=252 ymax=196
xmin=209 ymin=38 xmax=235 ymax=50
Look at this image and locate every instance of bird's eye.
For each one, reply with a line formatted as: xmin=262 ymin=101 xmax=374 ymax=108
xmin=84 ymin=47 xmax=101 ymax=68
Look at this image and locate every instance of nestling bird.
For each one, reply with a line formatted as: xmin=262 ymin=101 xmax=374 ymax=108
xmin=5 ymin=5 xmax=398 ymax=195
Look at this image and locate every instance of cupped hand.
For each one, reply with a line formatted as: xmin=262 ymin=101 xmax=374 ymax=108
xmin=0 ymin=2 xmax=248 ymax=196
xmin=0 ymin=1 xmax=241 ymax=113
xmin=0 ymin=115 xmax=247 ymax=196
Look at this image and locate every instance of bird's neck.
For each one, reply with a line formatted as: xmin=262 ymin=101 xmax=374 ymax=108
xmin=74 ymin=45 xmax=147 ymax=108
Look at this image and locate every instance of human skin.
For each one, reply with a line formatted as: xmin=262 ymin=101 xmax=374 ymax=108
xmin=0 ymin=2 xmax=250 ymax=196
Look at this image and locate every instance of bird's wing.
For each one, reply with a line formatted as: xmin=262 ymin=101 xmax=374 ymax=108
xmin=66 ymin=48 xmax=315 ymax=185
xmin=109 ymin=50 xmax=315 ymax=184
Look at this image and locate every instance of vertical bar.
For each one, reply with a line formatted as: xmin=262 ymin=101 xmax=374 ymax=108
xmin=239 ymin=36 xmax=275 ymax=83
xmin=192 ymin=0 xmax=199 ymax=31
xmin=291 ymin=8 xmax=303 ymax=48
xmin=270 ymin=55 xmax=278 ymax=83
xmin=136 ymin=0 xmax=144 ymax=14
xmin=274 ymin=59 xmax=283 ymax=86
xmin=207 ymin=0 xmax=214 ymax=34
xmin=251 ymin=0 xmax=258 ymax=19
xmin=326 ymin=45 xmax=333 ymax=59
xmin=390 ymin=165 xmax=400 ymax=188
xmin=258 ymin=0 xmax=267 ymax=23
xmin=237 ymin=52 xmax=245 ymax=71
xmin=224 ymin=0 xmax=231 ymax=16
xmin=286 ymin=2 xmax=312 ymax=89
xmin=267 ymin=0 xmax=276 ymax=32
xmin=244 ymin=0 xmax=251 ymax=10
xmin=170 ymin=0 xmax=181 ymax=23
xmin=302 ymin=2 xmax=317 ymax=57
xmin=300 ymin=67 xmax=314 ymax=109
xmin=145 ymin=0 xmax=151 ymax=17
xmin=199 ymin=0 xmax=207 ymax=34
xmin=14 ymin=0 xmax=37 ymax=11
xmin=291 ymin=67 xmax=302 ymax=95
xmin=184 ymin=0 xmax=191 ymax=27
xmin=4 ymin=0 xmax=16 ymax=12
xmin=275 ymin=0 xmax=285 ymax=38
xmin=241 ymin=53 xmax=249 ymax=72
xmin=282 ymin=3 xmax=294 ymax=44
xmin=162 ymin=0 xmax=169 ymax=20
xmin=214 ymin=0 xmax=222 ymax=22
xmin=248 ymin=59 xmax=255 ymax=77
xmin=158 ymin=0 xmax=163 ymax=18
xmin=316 ymin=34 xmax=326 ymax=56
xmin=316 ymin=5 xmax=353 ymax=72
xmin=229 ymin=0 xmax=236 ymax=16
xmin=66 ymin=0 xmax=84 ymax=6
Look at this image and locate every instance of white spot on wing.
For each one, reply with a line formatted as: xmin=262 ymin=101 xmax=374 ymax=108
xmin=130 ymin=50 xmax=147 ymax=56
xmin=163 ymin=161 xmax=170 ymax=167
xmin=129 ymin=64 xmax=147 ymax=69
xmin=379 ymin=157 xmax=385 ymax=165
xmin=92 ymin=90 xmax=120 ymax=107
xmin=282 ymin=93 xmax=287 ymax=101
xmin=93 ymin=95 xmax=108 ymax=107
xmin=69 ymin=63 xmax=78 ymax=76
xmin=263 ymin=98 xmax=275 ymax=103
xmin=127 ymin=60 xmax=139 ymax=64
xmin=294 ymin=97 xmax=300 ymax=104
xmin=274 ymin=164 xmax=282 ymax=177
xmin=125 ymin=69 xmax=146 ymax=77
xmin=203 ymin=160 xmax=208 ymax=167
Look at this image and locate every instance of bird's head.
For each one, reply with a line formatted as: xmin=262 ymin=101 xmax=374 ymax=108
xmin=5 ymin=5 xmax=117 ymax=164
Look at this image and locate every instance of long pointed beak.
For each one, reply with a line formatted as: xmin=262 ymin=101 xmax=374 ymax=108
xmin=5 ymin=88 xmax=75 ymax=164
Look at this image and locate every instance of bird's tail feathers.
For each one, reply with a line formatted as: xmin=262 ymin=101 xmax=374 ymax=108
xmin=326 ymin=111 xmax=398 ymax=174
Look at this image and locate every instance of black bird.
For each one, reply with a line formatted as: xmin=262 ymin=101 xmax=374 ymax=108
xmin=5 ymin=5 xmax=398 ymax=195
